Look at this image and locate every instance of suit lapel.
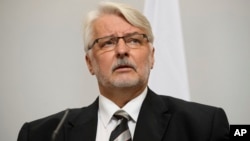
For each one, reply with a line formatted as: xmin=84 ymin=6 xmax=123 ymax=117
xmin=60 ymin=89 xmax=171 ymax=141
xmin=64 ymin=98 xmax=99 ymax=141
xmin=133 ymin=88 xmax=172 ymax=141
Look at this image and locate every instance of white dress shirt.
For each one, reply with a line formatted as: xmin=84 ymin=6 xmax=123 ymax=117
xmin=95 ymin=88 xmax=147 ymax=141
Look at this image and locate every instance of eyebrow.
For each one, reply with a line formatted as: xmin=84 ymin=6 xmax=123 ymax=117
xmin=97 ymin=32 xmax=140 ymax=39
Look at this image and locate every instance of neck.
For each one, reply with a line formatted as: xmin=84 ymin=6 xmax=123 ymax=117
xmin=99 ymin=85 xmax=147 ymax=108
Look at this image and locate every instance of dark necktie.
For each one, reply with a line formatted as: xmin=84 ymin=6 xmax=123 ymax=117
xmin=109 ymin=110 xmax=132 ymax=141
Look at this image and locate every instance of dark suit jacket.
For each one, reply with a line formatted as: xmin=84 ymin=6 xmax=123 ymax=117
xmin=18 ymin=88 xmax=229 ymax=141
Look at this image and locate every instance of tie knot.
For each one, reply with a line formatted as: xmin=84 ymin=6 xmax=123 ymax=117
xmin=113 ymin=110 xmax=130 ymax=121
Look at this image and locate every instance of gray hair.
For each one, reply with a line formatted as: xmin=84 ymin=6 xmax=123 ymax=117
xmin=83 ymin=2 xmax=154 ymax=52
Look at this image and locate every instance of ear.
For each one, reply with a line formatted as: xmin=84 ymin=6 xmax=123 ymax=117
xmin=150 ymin=47 xmax=155 ymax=69
xmin=85 ymin=54 xmax=95 ymax=75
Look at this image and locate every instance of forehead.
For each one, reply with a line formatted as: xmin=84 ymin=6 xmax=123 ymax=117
xmin=92 ymin=14 xmax=143 ymax=37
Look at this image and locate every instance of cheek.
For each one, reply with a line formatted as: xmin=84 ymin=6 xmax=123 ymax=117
xmin=135 ymin=53 xmax=152 ymax=71
xmin=93 ymin=55 xmax=113 ymax=74
xmin=98 ymin=61 xmax=110 ymax=72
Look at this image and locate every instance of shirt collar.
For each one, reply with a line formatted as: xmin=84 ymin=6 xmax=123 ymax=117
xmin=98 ymin=87 xmax=148 ymax=127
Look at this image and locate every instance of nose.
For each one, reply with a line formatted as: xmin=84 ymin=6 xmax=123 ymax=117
xmin=115 ymin=38 xmax=130 ymax=58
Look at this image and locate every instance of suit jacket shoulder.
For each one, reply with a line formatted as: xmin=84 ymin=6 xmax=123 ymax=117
xmin=142 ymin=89 xmax=230 ymax=141
xmin=17 ymin=98 xmax=99 ymax=141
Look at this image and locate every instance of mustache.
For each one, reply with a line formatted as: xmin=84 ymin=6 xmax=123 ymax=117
xmin=112 ymin=59 xmax=137 ymax=72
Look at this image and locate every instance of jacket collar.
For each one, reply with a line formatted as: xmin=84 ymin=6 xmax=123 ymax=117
xmin=64 ymin=88 xmax=171 ymax=141
xmin=65 ymin=98 xmax=99 ymax=141
xmin=133 ymin=88 xmax=171 ymax=141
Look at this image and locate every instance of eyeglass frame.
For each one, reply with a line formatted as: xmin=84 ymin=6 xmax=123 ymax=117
xmin=87 ymin=32 xmax=150 ymax=51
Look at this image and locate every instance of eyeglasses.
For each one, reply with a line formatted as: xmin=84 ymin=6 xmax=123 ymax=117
xmin=88 ymin=33 xmax=149 ymax=51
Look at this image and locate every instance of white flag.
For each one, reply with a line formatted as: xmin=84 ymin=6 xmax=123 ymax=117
xmin=144 ymin=0 xmax=190 ymax=100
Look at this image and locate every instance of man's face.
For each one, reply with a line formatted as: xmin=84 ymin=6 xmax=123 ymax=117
xmin=86 ymin=14 xmax=154 ymax=89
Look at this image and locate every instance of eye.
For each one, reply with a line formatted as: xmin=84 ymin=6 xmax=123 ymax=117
xmin=126 ymin=37 xmax=142 ymax=45
xmin=99 ymin=38 xmax=116 ymax=48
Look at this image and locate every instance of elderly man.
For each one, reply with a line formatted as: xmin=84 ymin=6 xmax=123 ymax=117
xmin=18 ymin=2 xmax=229 ymax=141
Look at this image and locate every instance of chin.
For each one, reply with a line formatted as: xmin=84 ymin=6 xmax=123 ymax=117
xmin=112 ymin=79 xmax=140 ymax=88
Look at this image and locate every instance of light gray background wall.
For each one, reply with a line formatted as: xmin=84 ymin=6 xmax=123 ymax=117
xmin=179 ymin=0 xmax=250 ymax=124
xmin=1 ymin=0 xmax=249 ymax=140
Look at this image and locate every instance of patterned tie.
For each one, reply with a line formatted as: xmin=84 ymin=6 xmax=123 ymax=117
xmin=109 ymin=110 xmax=132 ymax=141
